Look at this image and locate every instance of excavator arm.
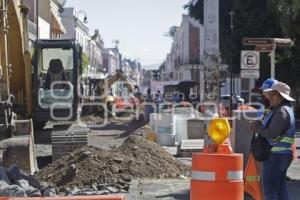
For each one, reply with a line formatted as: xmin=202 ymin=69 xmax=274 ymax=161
xmin=0 ymin=0 xmax=37 ymax=173
xmin=106 ymin=69 xmax=135 ymax=93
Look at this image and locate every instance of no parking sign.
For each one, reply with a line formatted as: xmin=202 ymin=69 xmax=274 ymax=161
xmin=241 ymin=51 xmax=260 ymax=69
xmin=241 ymin=51 xmax=260 ymax=78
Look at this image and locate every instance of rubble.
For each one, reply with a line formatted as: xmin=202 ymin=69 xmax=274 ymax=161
xmin=0 ymin=136 xmax=190 ymax=197
xmin=35 ymin=136 xmax=190 ymax=195
xmin=0 ymin=165 xmax=54 ymax=197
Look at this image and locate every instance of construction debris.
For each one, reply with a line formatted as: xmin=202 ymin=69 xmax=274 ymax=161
xmin=35 ymin=136 xmax=190 ymax=195
xmin=0 ymin=165 xmax=56 ymax=197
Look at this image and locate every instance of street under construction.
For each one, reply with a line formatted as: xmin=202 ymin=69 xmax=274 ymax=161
xmin=1 ymin=0 xmax=300 ymax=200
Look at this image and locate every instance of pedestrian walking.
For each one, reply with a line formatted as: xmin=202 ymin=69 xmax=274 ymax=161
xmin=250 ymin=81 xmax=296 ymax=200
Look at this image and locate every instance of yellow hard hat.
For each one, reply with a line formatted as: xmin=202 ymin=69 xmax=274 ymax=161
xmin=208 ymin=118 xmax=231 ymax=144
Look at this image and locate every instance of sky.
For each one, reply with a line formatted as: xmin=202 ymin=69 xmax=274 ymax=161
xmin=66 ymin=0 xmax=188 ymax=69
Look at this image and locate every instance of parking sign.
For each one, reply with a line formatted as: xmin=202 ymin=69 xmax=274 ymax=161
xmin=241 ymin=51 xmax=260 ymax=70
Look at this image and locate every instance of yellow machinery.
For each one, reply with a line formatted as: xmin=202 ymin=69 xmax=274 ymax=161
xmin=98 ymin=69 xmax=136 ymax=101
xmin=83 ymin=69 xmax=137 ymax=113
xmin=0 ymin=0 xmax=36 ymax=173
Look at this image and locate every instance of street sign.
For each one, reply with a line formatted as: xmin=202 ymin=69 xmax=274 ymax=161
xmin=242 ymin=38 xmax=273 ymax=46
xmin=255 ymin=45 xmax=273 ymax=52
xmin=241 ymin=51 xmax=260 ymax=70
xmin=241 ymin=70 xmax=260 ymax=79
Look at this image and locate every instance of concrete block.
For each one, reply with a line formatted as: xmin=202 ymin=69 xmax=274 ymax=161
xmin=231 ymin=110 xmax=258 ymax=169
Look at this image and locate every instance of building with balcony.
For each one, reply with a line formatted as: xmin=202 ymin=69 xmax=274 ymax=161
xmin=88 ymin=29 xmax=104 ymax=73
xmin=23 ymin=0 xmax=66 ymax=47
xmin=102 ymin=48 xmax=121 ymax=75
xmin=60 ymin=7 xmax=90 ymax=54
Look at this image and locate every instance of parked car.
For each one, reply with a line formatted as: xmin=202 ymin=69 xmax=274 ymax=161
xmin=115 ymin=96 xmax=140 ymax=112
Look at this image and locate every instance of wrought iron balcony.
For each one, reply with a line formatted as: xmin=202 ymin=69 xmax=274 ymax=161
xmin=28 ymin=20 xmax=37 ymax=35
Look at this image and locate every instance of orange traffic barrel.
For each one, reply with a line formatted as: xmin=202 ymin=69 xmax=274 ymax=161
xmin=0 ymin=195 xmax=125 ymax=200
xmin=190 ymin=153 xmax=244 ymax=200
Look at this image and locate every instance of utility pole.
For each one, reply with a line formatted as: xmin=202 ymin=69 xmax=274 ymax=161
xmin=203 ymin=0 xmax=220 ymax=102
xmin=36 ymin=0 xmax=39 ymax=38
xmin=229 ymin=11 xmax=234 ymax=114
xmin=270 ymin=43 xmax=276 ymax=79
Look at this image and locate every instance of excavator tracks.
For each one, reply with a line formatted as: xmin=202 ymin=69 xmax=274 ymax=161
xmin=51 ymin=123 xmax=89 ymax=161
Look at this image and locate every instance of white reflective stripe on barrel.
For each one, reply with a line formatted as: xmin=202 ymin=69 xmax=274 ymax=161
xmin=192 ymin=171 xmax=216 ymax=181
xmin=227 ymin=170 xmax=243 ymax=181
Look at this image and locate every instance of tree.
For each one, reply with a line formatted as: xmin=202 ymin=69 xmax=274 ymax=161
xmin=185 ymin=0 xmax=283 ymax=75
xmin=82 ymin=53 xmax=89 ymax=74
xmin=185 ymin=0 xmax=300 ymax=113
xmin=164 ymin=26 xmax=179 ymax=39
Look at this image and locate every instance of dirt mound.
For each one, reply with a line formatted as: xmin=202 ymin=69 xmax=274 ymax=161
xmin=35 ymin=136 xmax=190 ymax=192
xmin=118 ymin=136 xmax=189 ymax=178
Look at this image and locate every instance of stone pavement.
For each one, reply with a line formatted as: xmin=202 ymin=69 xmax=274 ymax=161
xmin=126 ymin=179 xmax=190 ymax=200
xmin=288 ymin=159 xmax=300 ymax=180
xmin=155 ymin=146 xmax=300 ymax=200
xmin=126 ymin=178 xmax=300 ymax=200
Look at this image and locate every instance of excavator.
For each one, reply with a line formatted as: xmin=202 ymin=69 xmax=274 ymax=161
xmin=0 ymin=0 xmax=139 ymax=170
xmin=82 ymin=69 xmax=138 ymax=115
xmin=0 ymin=0 xmax=87 ymax=169
xmin=0 ymin=0 xmax=36 ymax=173
xmin=32 ymin=39 xmax=89 ymax=162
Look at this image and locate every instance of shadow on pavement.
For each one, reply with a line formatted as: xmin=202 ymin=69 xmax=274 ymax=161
xmin=155 ymin=189 xmax=190 ymax=200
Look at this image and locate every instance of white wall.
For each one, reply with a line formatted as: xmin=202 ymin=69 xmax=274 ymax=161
xmin=38 ymin=17 xmax=50 ymax=39
xmin=181 ymin=15 xmax=190 ymax=64
xmin=61 ymin=8 xmax=90 ymax=54
xmin=221 ymin=78 xmax=242 ymax=96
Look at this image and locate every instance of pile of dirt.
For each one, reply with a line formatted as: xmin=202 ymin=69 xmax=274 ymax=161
xmin=35 ymin=136 xmax=190 ymax=192
xmin=118 ymin=136 xmax=189 ymax=178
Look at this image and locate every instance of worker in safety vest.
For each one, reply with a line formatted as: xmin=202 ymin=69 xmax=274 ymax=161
xmin=243 ymin=78 xmax=277 ymax=200
xmin=260 ymin=79 xmax=297 ymax=160
xmin=250 ymin=81 xmax=296 ymax=200
xmin=106 ymin=92 xmax=115 ymax=115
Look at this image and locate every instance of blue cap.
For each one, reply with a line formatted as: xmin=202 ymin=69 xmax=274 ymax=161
xmin=260 ymin=78 xmax=278 ymax=90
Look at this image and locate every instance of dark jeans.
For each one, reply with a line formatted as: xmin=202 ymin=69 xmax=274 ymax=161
xmin=262 ymin=154 xmax=292 ymax=200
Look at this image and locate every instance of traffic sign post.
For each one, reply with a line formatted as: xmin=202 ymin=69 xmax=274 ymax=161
xmin=242 ymin=37 xmax=293 ymax=79
xmin=241 ymin=51 xmax=260 ymax=69
xmin=241 ymin=70 xmax=260 ymax=79
xmin=240 ymin=51 xmax=260 ymax=79
xmin=242 ymin=38 xmax=273 ymax=46
xmin=255 ymin=45 xmax=273 ymax=52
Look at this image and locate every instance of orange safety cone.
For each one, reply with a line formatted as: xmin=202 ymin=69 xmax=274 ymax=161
xmin=191 ymin=118 xmax=244 ymax=200
xmin=244 ymin=153 xmax=263 ymax=200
